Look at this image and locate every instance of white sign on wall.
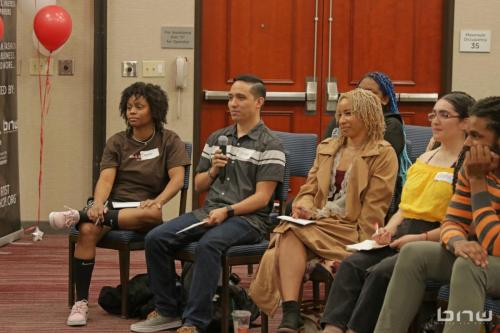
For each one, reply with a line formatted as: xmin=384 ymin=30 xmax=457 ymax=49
xmin=459 ymin=30 xmax=491 ymax=53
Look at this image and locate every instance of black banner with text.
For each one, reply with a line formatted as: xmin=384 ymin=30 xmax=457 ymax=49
xmin=0 ymin=0 xmax=20 ymax=241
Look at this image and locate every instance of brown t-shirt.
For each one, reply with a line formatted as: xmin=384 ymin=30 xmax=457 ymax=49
xmin=100 ymin=129 xmax=190 ymax=202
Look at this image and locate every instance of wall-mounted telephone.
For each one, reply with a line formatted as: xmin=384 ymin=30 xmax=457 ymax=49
xmin=175 ymin=56 xmax=188 ymax=89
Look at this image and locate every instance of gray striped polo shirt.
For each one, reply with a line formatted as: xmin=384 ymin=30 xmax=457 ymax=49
xmin=192 ymin=121 xmax=286 ymax=234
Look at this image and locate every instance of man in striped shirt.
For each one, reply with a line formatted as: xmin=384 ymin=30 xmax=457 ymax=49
xmin=374 ymin=96 xmax=500 ymax=333
xmin=131 ymin=74 xmax=286 ymax=333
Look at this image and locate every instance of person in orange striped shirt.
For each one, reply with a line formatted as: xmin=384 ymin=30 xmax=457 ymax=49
xmin=374 ymin=96 xmax=500 ymax=333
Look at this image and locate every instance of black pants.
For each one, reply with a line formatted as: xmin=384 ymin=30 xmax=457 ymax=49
xmin=320 ymin=219 xmax=439 ymax=333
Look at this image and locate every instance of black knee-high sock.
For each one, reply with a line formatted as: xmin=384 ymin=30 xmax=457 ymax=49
xmin=73 ymin=257 xmax=95 ymax=301
xmin=102 ymin=210 xmax=120 ymax=230
xmin=76 ymin=209 xmax=120 ymax=230
xmin=78 ymin=210 xmax=90 ymax=222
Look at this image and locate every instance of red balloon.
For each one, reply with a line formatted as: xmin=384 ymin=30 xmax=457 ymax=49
xmin=33 ymin=5 xmax=72 ymax=52
xmin=0 ymin=17 xmax=4 ymax=41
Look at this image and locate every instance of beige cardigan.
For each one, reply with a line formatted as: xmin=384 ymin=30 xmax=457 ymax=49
xmin=249 ymin=137 xmax=398 ymax=316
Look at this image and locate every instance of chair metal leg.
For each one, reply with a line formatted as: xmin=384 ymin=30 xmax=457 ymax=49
xmin=68 ymin=238 xmax=75 ymax=307
xmin=119 ymin=249 xmax=131 ymax=319
xmin=312 ymin=280 xmax=320 ymax=308
xmin=261 ymin=312 xmax=268 ymax=333
xmin=325 ymin=275 xmax=333 ymax=298
xmin=247 ymin=264 xmax=254 ymax=276
xmin=221 ymin=258 xmax=230 ymax=333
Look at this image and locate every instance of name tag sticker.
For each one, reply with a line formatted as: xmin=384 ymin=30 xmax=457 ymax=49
xmin=434 ymin=172 xmax=453 ymax=184
xmin=234 ymin=146 xmax=255 ymax=160
xmin=140 ymin=148 xmax=160 ymax=160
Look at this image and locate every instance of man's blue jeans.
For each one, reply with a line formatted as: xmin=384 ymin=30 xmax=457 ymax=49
xmin=145 ymin=212 xmax=262 ymax=330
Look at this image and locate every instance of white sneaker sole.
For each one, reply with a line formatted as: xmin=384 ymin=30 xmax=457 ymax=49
xmin=130 ymin=319 xmax=182 ymax=333
xmin=48 ymin=212 xmax=64 ymax=230
xmin=67 ymin=318 xmax=87 ymax=326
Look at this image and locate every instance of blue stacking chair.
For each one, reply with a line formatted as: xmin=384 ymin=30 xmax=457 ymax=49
xmin=68 ymin=142 xmax=192 ymax=318
xmin=273 ymin=132 xmax=323 ymax=306
xmin=173 ymin=131 xmax=318 ymax=333
xmin=404 ymin=124 xmax=433 ymax=163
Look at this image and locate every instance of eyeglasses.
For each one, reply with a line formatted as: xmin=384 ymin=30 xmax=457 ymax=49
xmin=427 ymin=111 xmax=462 ymax=121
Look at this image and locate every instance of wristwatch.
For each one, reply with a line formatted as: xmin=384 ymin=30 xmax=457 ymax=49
xmin=226 ymin=205 xmax=235 ymax=218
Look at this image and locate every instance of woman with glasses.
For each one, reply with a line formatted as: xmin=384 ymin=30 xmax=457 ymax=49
xmin=320 ymin=92 xmax=475 ymax=333
xmin=375 ymin=96 xmax=500 ymax=333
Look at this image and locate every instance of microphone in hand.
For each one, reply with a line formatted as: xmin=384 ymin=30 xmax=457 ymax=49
xmin=217 ymin=135 xmax=229 ymax=183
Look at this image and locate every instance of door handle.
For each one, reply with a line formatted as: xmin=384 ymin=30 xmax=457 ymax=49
xmin=397 ymin=93 xmax=438 ymax=102
xmin=325 ymin=79 xmax=338 ymax=112
xmin=323 ymin=92 xmax=438 ymax=104
xmin=305 ymin=79 xmax=317 ymax=112
xmin=204 ymin=90 xmax=306 ymax=102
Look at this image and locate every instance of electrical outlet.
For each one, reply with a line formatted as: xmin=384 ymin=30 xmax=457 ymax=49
xmin=142 ymin=60 xmax=165 ymax=77
xmin=121 ymin=61 xmax=137 ymax=77
xmin=58 ymin=59 xmax=74 ymax=75
xmin=29 ymin=58 xmax=54 ymax=75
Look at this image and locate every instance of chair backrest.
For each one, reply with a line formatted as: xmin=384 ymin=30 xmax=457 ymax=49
xmin=273 ymin=131 xmax=318 ymax=177
xmin=404 ymin=125 xmax=433 ymax=163
xmin=273 ymin=131 xmax=318 ymax=206
xmin=179 ymin=142 xmax=193 ymax=215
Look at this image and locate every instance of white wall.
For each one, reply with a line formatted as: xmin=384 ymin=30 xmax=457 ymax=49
xmin=107 ymin=0 xmax=195 ymax=220
xmin=17 ymin=0 xmax=196 ymax=225
xmin=17 ymin=0 xmax=195 ymax=226
xmin=453 ymin=0 xmax=500 ymax=98
xmin=17 ymin=0 xmax=93 ymax=223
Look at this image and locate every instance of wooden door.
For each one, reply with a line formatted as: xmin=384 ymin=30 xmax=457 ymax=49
xmin=199 ymin=0 xmax=444 ymax=202
xmin=200 ymin=0 xmax=320 ymax=141
xmin=318 ymin=0 xmax=444 ymax=128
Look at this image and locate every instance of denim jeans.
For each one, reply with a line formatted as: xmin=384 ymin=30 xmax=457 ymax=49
xmin=144 ymin=212 xmax=262 ymax=330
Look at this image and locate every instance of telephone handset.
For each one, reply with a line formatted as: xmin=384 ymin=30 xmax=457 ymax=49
xmin=175 ymin=56 xmax=188 ymax=89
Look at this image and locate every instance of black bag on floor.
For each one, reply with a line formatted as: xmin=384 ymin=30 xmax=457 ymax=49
xmin=98 ymin=273 xmax=182 ymax=319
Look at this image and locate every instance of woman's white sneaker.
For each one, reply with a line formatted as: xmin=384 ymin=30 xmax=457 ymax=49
xmin=67 ymin=299 xmax=88 ymax=326
xmin=49 ymin=207 xmax=80 ymax=229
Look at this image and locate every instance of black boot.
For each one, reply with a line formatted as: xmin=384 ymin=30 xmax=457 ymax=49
xmin=277 ymin=301 xmax=304 ymax=332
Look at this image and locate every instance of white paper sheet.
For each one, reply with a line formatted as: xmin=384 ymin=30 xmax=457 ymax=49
xmin=346 ymin=239 xmax=388 ymax=252
xmin=112 ymin=201 xmax=141 ymax=209
xmin=277 ymin=215 xmax=316 ymax=226
xmin=176 ymin=220 xmax=209 ymax=234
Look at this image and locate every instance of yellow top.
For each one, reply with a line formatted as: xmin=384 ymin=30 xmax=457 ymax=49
xmin=399 ymin=160 xmax=454 ymax=223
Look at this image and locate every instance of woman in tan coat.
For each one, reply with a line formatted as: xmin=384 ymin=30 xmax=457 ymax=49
xmin=249 ymin=88 xmax=398 ymax=333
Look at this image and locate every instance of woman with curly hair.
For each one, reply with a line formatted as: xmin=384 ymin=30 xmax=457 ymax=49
xmin=249 ymin=88 xmax=398 ymax=333
xmin=48 ymin=82 xmax=191 ymax=326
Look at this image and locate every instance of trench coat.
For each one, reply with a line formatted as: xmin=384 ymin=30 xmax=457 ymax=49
xmin=249 ymin=137 xmax=398 ymax=315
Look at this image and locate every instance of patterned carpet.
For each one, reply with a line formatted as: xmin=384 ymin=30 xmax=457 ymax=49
xmin=0 ymin=233 xmax=321 ymax=333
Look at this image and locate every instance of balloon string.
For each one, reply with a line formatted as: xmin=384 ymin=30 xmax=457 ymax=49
xmin=29 ymin=53 xmax=52 ymax=233
xmin=42 ymin=56 xmax=51 ymax=116
xmin=37 ymin=98 xmax=45 ymax=226
xmin=37 ymin=49 xmax=43 ymax=110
